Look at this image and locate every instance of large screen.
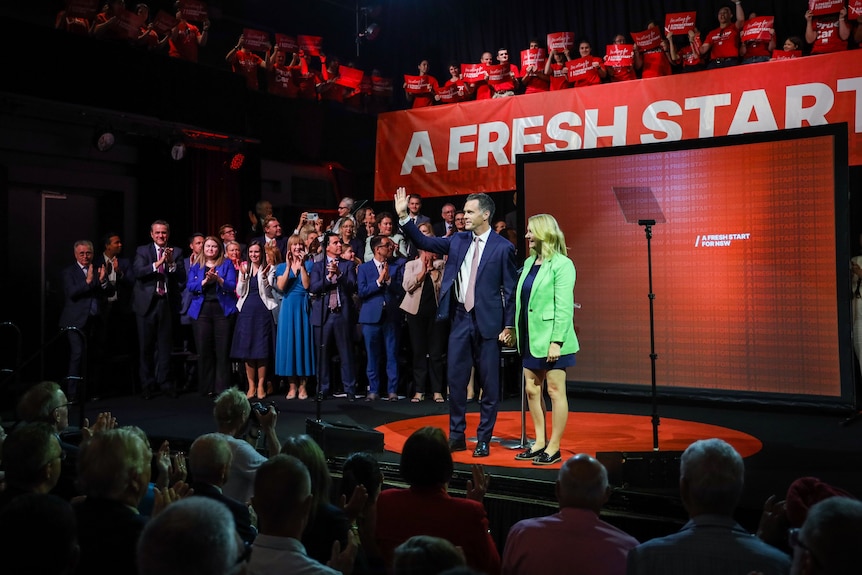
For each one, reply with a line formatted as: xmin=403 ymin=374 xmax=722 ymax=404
xmin=518 ymin=125 xmax=852 ymax=407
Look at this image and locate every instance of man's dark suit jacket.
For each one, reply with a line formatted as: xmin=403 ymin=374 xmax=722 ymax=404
xmin=131 ymin=243 xmax=185 ymax=316
xmin=433 ymin=220 xmax=454 ymax=237
xmin=94 ymin=253 xmax=133 ymax=313
xmin=58 ymin=263 xmax=112 ymax=328
xmin=189 ymin=481 xmax=257 ymax=544
xmin=73 ymin=497 xmax=148 ymax=575
xmin=309 ymin=257 xmax=357 ymax=327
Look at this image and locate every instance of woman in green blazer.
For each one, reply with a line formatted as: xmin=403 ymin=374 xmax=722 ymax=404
xmin=513 ymin=214 xmax=578 ymax=465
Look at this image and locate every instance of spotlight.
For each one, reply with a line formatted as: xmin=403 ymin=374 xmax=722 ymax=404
xmin=94 ymin=130 xmax=115 ymax=152
xmin=170 ymin=140 xmax=186 ymax=161
xmin=359 ymin=22 xmax=380 ymax=41
xmin=229 ymin=152 xmax=245 ymax=170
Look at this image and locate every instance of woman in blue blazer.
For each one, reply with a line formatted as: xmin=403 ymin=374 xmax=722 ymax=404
xmin=187 ymin=236 xmax=238 ymax=396
xmin=513 ymin=214 xmax=578 ymax=465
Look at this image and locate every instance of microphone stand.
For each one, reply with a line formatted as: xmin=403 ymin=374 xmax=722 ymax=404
xmin=314 ymin=255 xmax=327 ymax=423
xmin=638 ymin=220 xmax=660 ymax=451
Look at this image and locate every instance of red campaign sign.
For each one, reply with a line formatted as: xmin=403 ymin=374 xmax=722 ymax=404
xmin=461 ymin=63 xmax=487 ymax=83
xmin=849 ymin=0 xmax=862 ymax=20
xmin=665 ymin=12 xmax=697 ymax=35
xmin=772 ymin=50 xmax=801 ymax=60
xmin=605 ymin=44 xmax=634 ymax=67
xmin=372 ymin=76 xmax=393 ymax=95
xmin=116 ymin=11 xmax=145 ymax=39
xmin=565 ymin=58 xmax=593 ymax=80
xmin=631 ymin=28 xmax=662 ymax=51
xmin=179 ymin=0 xmax=207 ymax=21
xmin=242 ymin=28 xmax=270 ymax=51
xmin=336 ymin=65 xmax=364 ymax=90
xmin=547 ymin=32 xmax=575 ymax=51
xmin=809 ymin=0 xmax=845 ymax=16
xmin=151 ymin=11 xmax=176 ymax=35
xmin=275 ymin=33 xmax=298 ymax=53
xmin=65 ymin=0 xmax=99 ymax=19
xmin=436 ymin=85 xmax=460 ymax=103
xmin=298 ymin=35 xmax=322 ymax=56
xmin=374 ymin=50 xmax=862 ymax=200
xmin=487 ymin=64 xmax=510 ymax=84
xmin=741 ymin=16 xmax=774 ymax=42
xmin=404 ymin=75 xmax=431 ymax=94
xmin=520 ymin=48 xmax=546 ymax=69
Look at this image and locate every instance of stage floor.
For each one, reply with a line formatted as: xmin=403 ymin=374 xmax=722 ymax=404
xmin=66 ymin=387 xmax=862 ymax=522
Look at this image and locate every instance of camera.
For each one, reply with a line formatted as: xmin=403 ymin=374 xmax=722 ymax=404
xmin=307 ymin=212 xmax=319 ymax=221
xmin=250 ymin=400 xmax=278 ymax=419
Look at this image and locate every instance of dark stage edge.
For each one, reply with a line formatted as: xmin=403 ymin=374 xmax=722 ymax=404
xmin=55 ymin=388 xmax=862 ymax=540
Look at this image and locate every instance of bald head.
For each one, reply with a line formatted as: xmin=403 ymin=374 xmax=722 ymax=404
xmin=556 ymin=454 xmax=609 ymax=512
xmin=189 ymin=433 xmax=232 ymax=486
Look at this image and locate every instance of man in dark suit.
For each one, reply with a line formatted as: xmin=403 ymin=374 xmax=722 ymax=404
xmin=310 ymin=232 xmax=358 ymax=399
xmin=252 ymin=216 xmax=288 ymax=259
xmin=94 ymin=232 xmax=134 ymax=397
xmin=132 ymin=220 xmax=185 ymax=400
xmin=59 ymin=239 xmax=111 ymax=401
xmin=358 ymin=235 xmax=405 ymax=401
xmin=395 ymin=187 xmax=516 ymax=457
xmin=433 ymin=202 xmax=457 ymax=237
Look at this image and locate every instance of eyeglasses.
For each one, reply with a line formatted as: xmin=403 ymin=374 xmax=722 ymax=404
xmin=52 ymin=402 xmax=72 ymax=412
xmin=788 ymin=528 xmax=822 ymax=568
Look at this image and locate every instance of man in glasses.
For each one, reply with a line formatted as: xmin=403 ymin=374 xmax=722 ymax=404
xmin=789 ymin=496 xmax=862 ymax=575
xmin=0 ymin=422 xmax=64 ymax=509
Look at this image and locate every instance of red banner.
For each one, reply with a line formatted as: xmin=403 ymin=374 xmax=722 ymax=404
xmin=565 ymin=58 xmax=594 ymax=80
xmin=179 ymin=0 xmax=207 ymax=21
xmin=374 ymin=50 xmax=862 ymax=200
xmin=275 ymin=33 xmax=298 ymax=53
xmin=298 ymin=34 xmax=322 ymax=56
xmin=242 ymin=28 xmax=270 ymax=51
xmin=520 ymin=48 xmax=546 ymax=69
xmin=404 ymin=75 xmax=430 ymax=94
xmin=547 ymin=32 xmax=574 ymax=52
xmin=336 ymin=65 xmax=364 ymax=90
xmin=460 ymin=63 xmax=487 ymax=83
xmin=772 ymin=50 xmax=801 ymax=61
xmin=849 ymin=0 xmax=862 ymax=20
xmin=605 ymin=44 xmax=634 ymax=67
xmin=741 ymin=16 xmax=774 ymax=42
xmin=809 ymin=0 xmax=845 ymax=16
xmin=151 ymin=10 xmax=176 ymax=35
xmin=665 ymin=12 xmax=697 ymax=35
xmin=631 ymin=28 xmax=662 ymax=51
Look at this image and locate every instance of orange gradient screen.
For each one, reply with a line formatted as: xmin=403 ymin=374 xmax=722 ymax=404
xmin=523 ymin=136 xmax=842 ymax=398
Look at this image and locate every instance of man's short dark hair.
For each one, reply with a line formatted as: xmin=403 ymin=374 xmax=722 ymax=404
xmin=400 ymin=427 xmax=453 ymax=487
xmin=465 ymin=193 xmax=495 ymax=221
xmin=102 ymin=232 xmax=120 ymax=247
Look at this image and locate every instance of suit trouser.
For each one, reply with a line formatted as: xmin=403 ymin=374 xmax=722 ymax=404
xmin=136 ymin=296 xmax=173 ymax=392
xmin=362 ymin=316 xmax=399 ymax=395
xmin=313 ymin=309 xmax=356 ymax=394
xmin=447 ymin=305 xmax=500 ymax=444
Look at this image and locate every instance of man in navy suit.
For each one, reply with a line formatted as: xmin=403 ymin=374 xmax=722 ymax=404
xmin=252 ymin=216 xmax=288 ymax=259
xmin=59 ymin=239 xmax=111 ymax=401
xmin=433 ymin=203 xmax=457 ymax=237
xmin=310 ymin=232 xmax=358 ymax=399
xmin=358 ymin=235 xmax=405 ymax=401
xmin=93 ymin=232 xmax=134 ymax=398
xmin=395 ymin=187 xmax=516 ymax=457
xmin=132 ymin=220 xmax=185 ymax=399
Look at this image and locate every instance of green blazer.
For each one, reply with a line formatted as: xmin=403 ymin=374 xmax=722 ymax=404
xmin=514 ymin=253 xmax=579 ymax=359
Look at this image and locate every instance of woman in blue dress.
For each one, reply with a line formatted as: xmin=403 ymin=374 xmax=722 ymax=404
xmin=275 ymin=234 xmax=315 ymax=399
xmin=513 ymin=214 xmax=579 ymax=466
xmin=231 ymin=240 xmax=278 ymax=399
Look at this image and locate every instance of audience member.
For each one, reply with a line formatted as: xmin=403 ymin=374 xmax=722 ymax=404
xmin=805 ymin=7 xmax=852 ymax=55
xmin=626 ymin=438 xmax=791 ymax=575
xmin=740 ymin=12 xmax=776 ymax=64
xmin=433 ymin=203 xmax=456 ymax=237
xmin=520 ymin=39 xmax=550 ymax=94
xmin=566 ymin=40 xmax=606 ymax=87
xmin=491 ymin=48 xmax=519 ymax=97
xmin=248 ymin=200 xmax=273 ymax=240
xmin=393 ymin=535 xmax=466 ymax=575
xmin=633 ymin=20 xmax=672 ymax=78
xmin=188 ymin=432 xmax=257 ymax=544
xmin=0 ymin=422 xmax=64 ymax=509
xmin=168 ymin=1 xmax=209 ymax=62
xmin=276 ymin=234 xmax=316 ymax=400
xmin=405 ymin=60 xmax=439 ymax=108
xmin=789 ymin=496 xmax=862 ymax=575
xmin=453 ymin=210 xmax=466 ymax=233
xmin=543 ymin=48 xmax=571 ymax=90
xmin=502 ymin=454 xmax=637 ymax=575
xmin=226 ymin=34 xmax=268 ymax=90
xmin=96 ymin=232 xmax=134 ymax=392
xmin=254 ymin=216 xmax=288 ymax=258
xmin=441 ymin=63 xmax=469 ymax=102
xmin=606 ymin=34 xmax=637 ymax=82
xmin=696 ymin=2 xmax=745 ymax=69
xmin=249 ymin=454 xmax=357 ymax=575
xmin=137 ymin=496 xmax=243 ymax=575
xmin=473 ymin=51 xmax=495 ymax=100
xmin=0 ymin=493 xmax=79 ymax=575
xmin=91 ymin=0 xmax=127 ymax=41
xmin=365 ymin=212 xmax=408 ymax=261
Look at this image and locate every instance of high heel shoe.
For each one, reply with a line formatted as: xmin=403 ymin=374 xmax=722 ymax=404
xmin=433 ymin=393 xmax=445 ymax=403
xmin=298 ymin=385 xmax=308 ymax=400
xmin=411 ymin=394 xmax=424 ymax=403
xmin=285 ymin=384 xmax=297 ymax=400
xmin=256 ymin=383 xmax=266 ymax=400
xmin=246 ymin=387 xmax=256 ymax=399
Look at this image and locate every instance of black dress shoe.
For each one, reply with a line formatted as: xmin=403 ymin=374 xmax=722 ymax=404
xmin=473 ymin=441 xmax=490 ymax=458
xmin=448 ymin=438 xmax=467 ymax=453
xmin=514 ymin=446 xmax=546 ymax=460
xmin=533 ymin=450 xmax=562 ymax=466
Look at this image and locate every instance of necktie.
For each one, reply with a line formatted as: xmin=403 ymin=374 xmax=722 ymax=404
xmin=464 ymin=236 xmax=480 ymax=312
xmin=156 ymin=247 xmax=166 ymax=296
xmin=328 ymin=260 xmax=338 ymax=309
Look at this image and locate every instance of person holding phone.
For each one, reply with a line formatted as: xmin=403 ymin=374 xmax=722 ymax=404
xmin=513 ymin=214 xmax=578 ymax=465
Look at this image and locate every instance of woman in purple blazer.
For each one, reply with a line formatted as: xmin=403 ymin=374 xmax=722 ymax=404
xmin=187 ymin=236 xmax=238 ymax=396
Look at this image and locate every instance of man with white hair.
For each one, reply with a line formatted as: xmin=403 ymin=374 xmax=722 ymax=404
xmin=790 ymin=496 xmax=862 ymax=575
xmin=626 ymin=438 xmax=791 ymax=575
xmin=502 ymin=453 xmax=638 ymax=575
xmin=138 ymin=497 xmax=243 ymax=575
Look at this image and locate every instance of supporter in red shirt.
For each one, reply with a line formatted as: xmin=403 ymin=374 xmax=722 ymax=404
xmin=317 ymin=54 xmax=345 ymax=103
xmin=91 ymin=0 xmax=127 ymax=41
xmin=226 ymin=35 xmax=268 ymax=90
xmin=565 ymin=41 xmax=606 ymax=88
xmin=440 ymin=63 xmax=469 ymax=103
xmin=491 ymin=48 xmax=519 ymax=98
xmin=293 ymin=51 xmax=320 ymax=101
xmin=134 ymin=4 xmax=166 ymax=51
xmin=543 ymin=48 xmax=571 ymax=91
xmin=695 ymin=2 xmax=745 ymax=69
xmin=55 ymin=8 xmax=91 ymax=36
xmin=740 ymin=12 xmax=775 ymax=64
xmin=267 ymin=48 xmax=298 ymax=98
xmin=605 ymin=34 xmax=637 ymax=82
xmin=404 ymin=59 xmax=439 ymax=108
xmin=670 ymin=29 xmax=705 ymax=73
xmin=633 ymin=21 xmax=672 ymax=79
xmin=805 ymin=7 xmax=852 ymax=55
xmin=473 ymin=51 xmax=494 ymax=100
xmin=520 ymin=39 xmax=550 ymax=94
xmin=168 ymin=5 xmax=209 ymax=63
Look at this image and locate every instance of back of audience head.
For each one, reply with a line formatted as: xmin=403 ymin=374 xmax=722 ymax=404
xmin=393 ymin=535 xmax=465 ymax=575
xmin=77 ymin=428 xmax=152 ymax=505
xmin=189 ymin=432 xmax=232 ymax=486
xmin=0 ymin=493 xmax=79 ymax=575
xmin=556 ymin=453 xmax=610 ymax=513
xmin=137 ymin=497 xmax=241 ymax=575
xmin=791 ymin=496 xmax=862 ymax=575
xmin=1 ymin=422 xmax=63 ymax=494
xmin=400 ymin=426 xmax=452 ymax=488
xmin=341 ymin=451 xmax=383 ymax=503
xmin=252 ymin=454 xmax=312 ymax=533
xmin=213 ymin=387 xmax=251 ymax=433
xmin=17 ymin=381 xmax=68 ymax=430
xmin=679 ymin=438 xmax=744 ymax=516
xmin=280 ymin=434 xmax=331 ymax=513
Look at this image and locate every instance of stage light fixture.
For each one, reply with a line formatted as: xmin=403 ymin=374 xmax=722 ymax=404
xmin=229 ymin=152 xmax=245 ymax=170
xmin=170 ymin=140 xmax=186 ymax=161
xmin=94 ymin=130 xmax=115 ymax=152
xmin=359 ymin=22 xmax=380 ymax=41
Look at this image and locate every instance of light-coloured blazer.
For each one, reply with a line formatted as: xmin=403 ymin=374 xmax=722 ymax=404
xmin=514 ymin=253 xmax=579 ymax=358
xmin=400 ymin=257 xmax=443 ymax=315
xmin=235 ymin=265 xmax=279 ymax=312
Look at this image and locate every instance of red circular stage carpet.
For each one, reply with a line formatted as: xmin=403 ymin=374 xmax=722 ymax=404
xmin=375 ymin=412 xmax=762 ymax=469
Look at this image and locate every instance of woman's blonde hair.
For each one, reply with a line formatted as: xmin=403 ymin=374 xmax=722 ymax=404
xmin=528 ymin=214 xmax=567 ymax=260
xmin=195 ymin=236 xmax=225 ymax=267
